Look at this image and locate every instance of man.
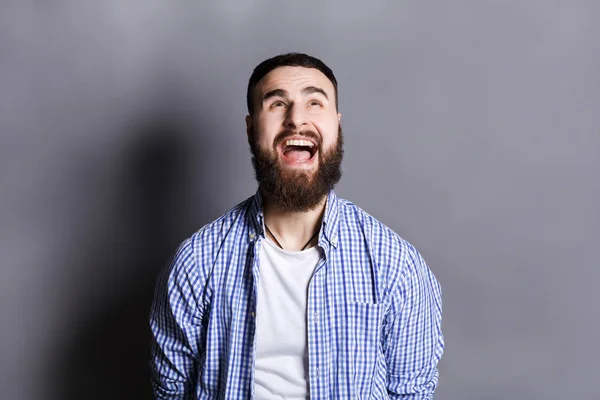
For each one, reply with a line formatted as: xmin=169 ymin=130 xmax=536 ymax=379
xmin=150 ymin=53 xmax=443 ymax=399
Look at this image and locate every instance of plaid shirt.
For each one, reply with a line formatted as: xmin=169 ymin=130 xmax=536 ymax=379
xmin=150 ymin=190 xmax=444 ymax=399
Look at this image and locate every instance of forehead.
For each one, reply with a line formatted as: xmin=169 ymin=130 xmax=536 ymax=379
xmin=256 ymin=66 xmax=335 ymax=96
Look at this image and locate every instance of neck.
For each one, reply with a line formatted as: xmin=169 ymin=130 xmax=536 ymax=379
xmin=261 ymin=191 xmax=327 ymax=252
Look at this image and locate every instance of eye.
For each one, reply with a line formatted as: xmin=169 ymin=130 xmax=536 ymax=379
xmin=270 ymin=101 xmax=286 ymax=109
xmin=308 ymin=99 xmax=323 ymax=107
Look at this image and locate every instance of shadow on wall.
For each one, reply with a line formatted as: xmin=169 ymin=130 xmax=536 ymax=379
xmin=54 ymin=115 xmax=208 ymax=399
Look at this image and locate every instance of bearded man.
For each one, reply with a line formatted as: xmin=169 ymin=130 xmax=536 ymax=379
xmin=149 ymin=53 xmax=444 ymax=399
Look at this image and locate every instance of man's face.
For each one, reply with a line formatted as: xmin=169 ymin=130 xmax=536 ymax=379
xmin=246 ymin=66 xmax=343 ymax=212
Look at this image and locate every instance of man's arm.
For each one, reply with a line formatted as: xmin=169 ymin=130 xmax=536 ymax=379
xmin=384 ymin=247 xmax=444 ymax=399
xmin=149 ymin=238 xmax=205 ymax=399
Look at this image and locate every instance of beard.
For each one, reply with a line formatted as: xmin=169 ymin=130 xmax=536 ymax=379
xmin=249 ymin=125 xmax=344 ymax=212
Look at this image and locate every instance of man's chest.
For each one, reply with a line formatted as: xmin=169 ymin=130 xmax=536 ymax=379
xmin=200 ymin=244 xmax=387 ymax=398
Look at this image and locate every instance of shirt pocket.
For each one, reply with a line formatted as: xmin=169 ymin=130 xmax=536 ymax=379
xmin=335 ymin=302 xmax=384 ymax=399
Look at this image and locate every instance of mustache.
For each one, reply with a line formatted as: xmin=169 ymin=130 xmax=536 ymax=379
xmin=273 ymin=129 xmax=321 ymax=147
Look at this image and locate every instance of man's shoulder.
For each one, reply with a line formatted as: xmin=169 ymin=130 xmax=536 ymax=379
xmin=336 ymin=196 xmax=435 ymax=295
xmin=163 ymin=196 xmax=254 ymax=284
xmin=335 ymin=196 xmax=416 ymax=253
xmin=188 ymin=195 xmax=254 ymax=244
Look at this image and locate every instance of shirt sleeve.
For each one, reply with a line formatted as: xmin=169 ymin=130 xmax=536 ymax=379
xmin=384 ymin=247 xmax=444 ymax=399
xmin=149 ymin=238 xmax=205 ymax=399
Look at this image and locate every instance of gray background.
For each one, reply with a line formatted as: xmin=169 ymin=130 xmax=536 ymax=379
xmin=1 ymin=1 xmax=599 ymax=399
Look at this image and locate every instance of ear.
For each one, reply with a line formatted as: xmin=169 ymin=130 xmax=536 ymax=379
xmin=245 ymin=115 xmax=253 ymax=137
xmin=338 ymin=113 xmax=342 ymax=122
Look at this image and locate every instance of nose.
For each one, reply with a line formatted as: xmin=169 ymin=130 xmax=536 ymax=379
xmin=283 ymin=102 xmax=308 ymax=129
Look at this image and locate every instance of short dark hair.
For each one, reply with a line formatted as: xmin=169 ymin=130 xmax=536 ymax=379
xmin=246 ymin=52 xmax=338 ymax=115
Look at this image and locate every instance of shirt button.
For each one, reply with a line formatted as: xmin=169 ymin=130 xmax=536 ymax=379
xmin=249 ymin=233 xmax=255 ymax=239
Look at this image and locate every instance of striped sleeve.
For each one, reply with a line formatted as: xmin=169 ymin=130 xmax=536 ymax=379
xmin=384 ymin=245 xmax=444 ymax=399
xmin=149 ymin=238 xmax=205 ymax=399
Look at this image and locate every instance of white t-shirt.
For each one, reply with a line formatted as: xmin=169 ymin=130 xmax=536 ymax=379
xmin=253 ymin=237 xmax=321 ymax=399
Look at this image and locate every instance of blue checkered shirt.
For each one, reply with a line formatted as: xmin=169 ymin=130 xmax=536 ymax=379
xmin=150 ymin=190 xmax=444 ymax=399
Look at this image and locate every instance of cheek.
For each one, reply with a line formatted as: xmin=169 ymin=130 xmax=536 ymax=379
xmin=313 ymin=118 xmax=339 ymax=148
xmin=254 ymin=116 xmax=280 ymax=146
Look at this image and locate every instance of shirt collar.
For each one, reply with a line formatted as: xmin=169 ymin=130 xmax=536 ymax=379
xmin=247 ymin=188 xmax=340 ymax=249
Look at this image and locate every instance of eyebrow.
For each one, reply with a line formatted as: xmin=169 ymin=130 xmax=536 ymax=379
xmin=262 ymin=86 xmax=329 ymax=102
xmin=262 ymin=89 xmax=288 ymax=101
xmin=301 ymin=86 xmax=329 ymax=99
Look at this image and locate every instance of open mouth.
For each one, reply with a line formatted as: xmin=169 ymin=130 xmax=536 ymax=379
xmin=281 ymin=138 xmax=318 ymax=163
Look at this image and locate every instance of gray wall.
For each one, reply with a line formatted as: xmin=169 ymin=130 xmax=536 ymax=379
xmin=1 ymin=1 xmax=599 ymax=399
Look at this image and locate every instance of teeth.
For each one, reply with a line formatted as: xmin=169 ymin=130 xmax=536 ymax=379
xmin=285 ymin=139 xmax=314 ymax=147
